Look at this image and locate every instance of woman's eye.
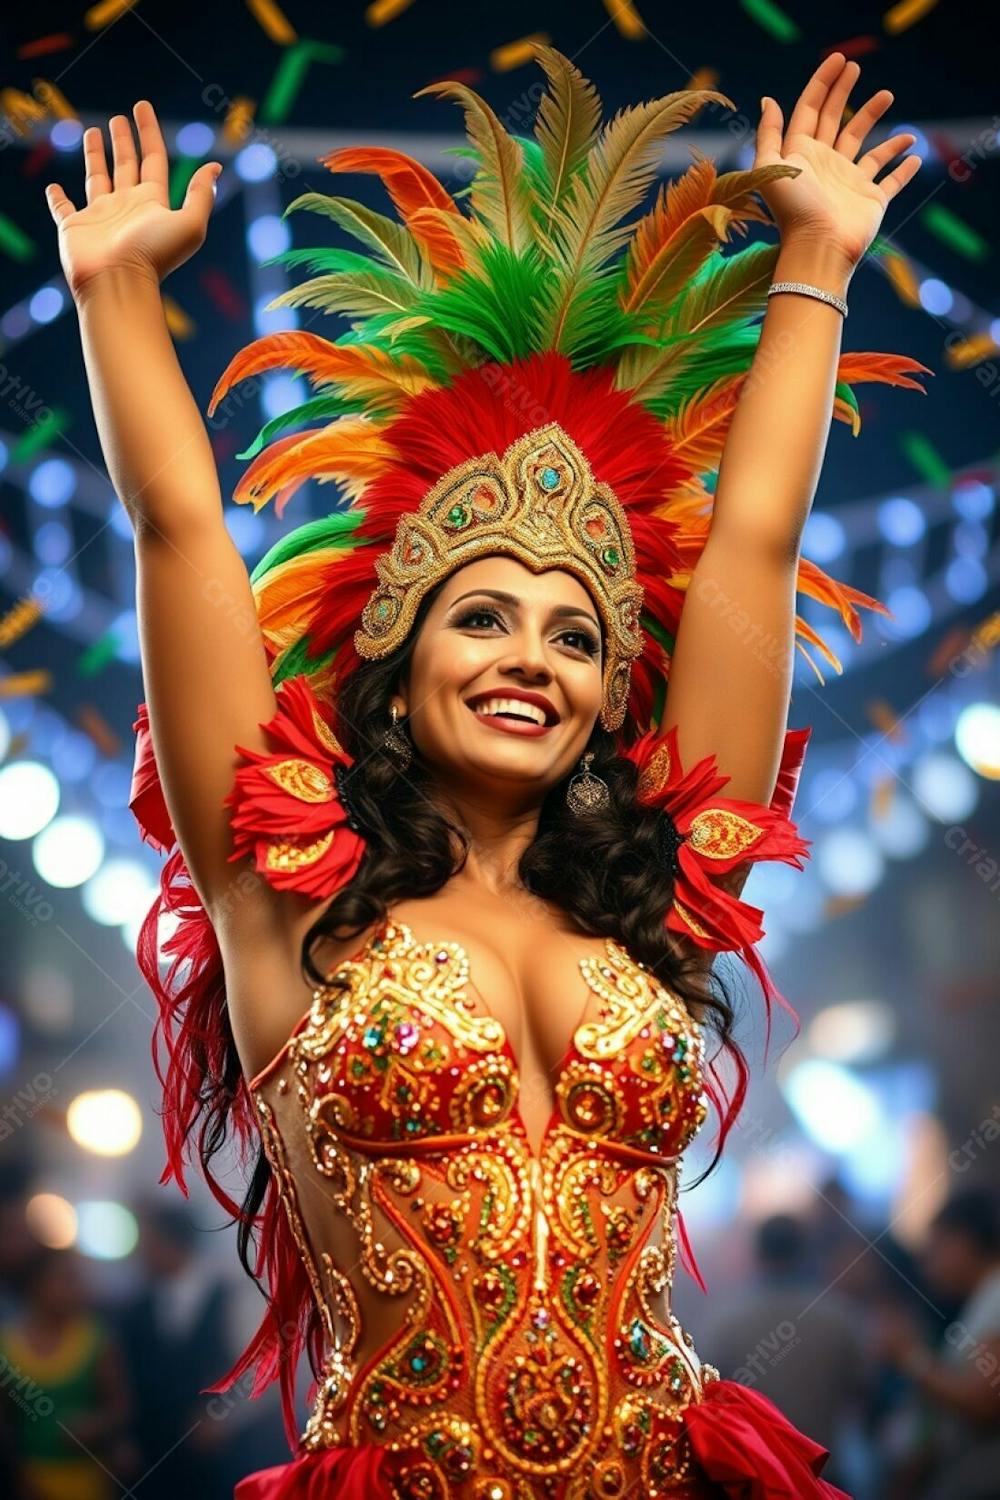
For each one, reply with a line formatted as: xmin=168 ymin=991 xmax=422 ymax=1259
xmin=562 ymin=630 xmax=600 ymax=657
xmin=455 ymin=607 xmax=598 ymax=657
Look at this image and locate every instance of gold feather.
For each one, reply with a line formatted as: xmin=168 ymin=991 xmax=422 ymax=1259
xmin=530 ymin=43 xmax=603 ymax=235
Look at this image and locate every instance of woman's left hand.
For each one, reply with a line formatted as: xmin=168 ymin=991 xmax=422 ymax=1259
xmin=754 ymin=51 xmax=923 ymax=266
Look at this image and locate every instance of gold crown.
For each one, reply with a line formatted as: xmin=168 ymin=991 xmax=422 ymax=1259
xmin=354 ymin=424 xmax=645 ymax=731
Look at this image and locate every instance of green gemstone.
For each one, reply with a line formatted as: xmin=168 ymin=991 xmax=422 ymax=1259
xmin=540 ymin=466 xmax=560 ymax=490
xmin=446 ymin=503 xmax=470 ymax=527
xmin=602 ymin=545 xmax=620 ymax=566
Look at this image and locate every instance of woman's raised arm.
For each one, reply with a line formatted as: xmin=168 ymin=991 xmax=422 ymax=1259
xmin=47 ymin=103 xmax=282 ymax=927
xmin=661 ymin=52 xmax=922 ymax=809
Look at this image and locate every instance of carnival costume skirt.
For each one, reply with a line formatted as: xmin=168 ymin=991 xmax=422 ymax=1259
xmin=233 ymin=1378 xmax=852 ymax=1499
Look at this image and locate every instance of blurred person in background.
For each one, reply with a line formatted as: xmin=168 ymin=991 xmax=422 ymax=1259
xmin=704 ymin=1212 xmax=870 ymax=1493
xmin=115 ymin=1197 xmax=235 ymax=1499
xmin=0 ymin=1245 xmax=133 ymax=1500
xmin=877 ymin=1187 xmax=1000 ymax=1500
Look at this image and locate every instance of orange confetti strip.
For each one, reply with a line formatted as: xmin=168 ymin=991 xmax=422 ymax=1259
xmin=0 ymin=669 xmax=52 ymax=699
xmin=883 ymin=0 xmax=938 ymax=34
xmin=490 ymin=34 xmax=552 ymax=72
xmin=246 ymin=0 xmax=297 ymax=44
xmin=76 ymin=705 xmax=120 ymax=758
xmin=866 ymin=698 xmax=907 ymax=743
xmin=31 ymin=78 xmax=77 ymax=121
xmin=882 ymin=249 xmax=921 ymax=308
xmin=603 ymin=0 xmax=646 ymax=38
xmin=825 ymin=35 xmax=880 ymax=58
xmin=685 ymin=67 xmax=720 ymax=91
xmin=163 ymin=295 xmax=195 ymax=339
xmin=0 ymin=595 xmax=44 ymax=649
xmin=926 ymin=624 xmax=973 ymax=677
xmin=366 ymin=0 xmax=416 ymax=24
xmin=17 ymin=33 xmax=74 ymax=59
xmin=823 ymin=893 xmax=869 ymax=920
xmin=870 ymin=777 xmax=897 ymax=820
xmin=222 ymin=97 xmax=256 ymax=147
xmin=943 ymin=331 xmax=1000 ymax=370
xmin=83 ymin=0 xmax=140 ymax=28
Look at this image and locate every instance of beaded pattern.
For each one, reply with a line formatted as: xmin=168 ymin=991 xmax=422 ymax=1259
xmin=250 ymin=918 xmax=718 ymax=1498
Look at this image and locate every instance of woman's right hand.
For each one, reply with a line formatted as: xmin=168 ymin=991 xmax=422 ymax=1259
xmin=45 ymin=100 xmax=222 ymax=300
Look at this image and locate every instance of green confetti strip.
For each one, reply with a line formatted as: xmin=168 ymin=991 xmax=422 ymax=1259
xmin=739 ymin=0 xmax=801 ymax=43
xmin=11 ymin=409 xmax=68 ymax=462
xmin=169 ymin=155 xmax=202 ymax=211
xmin=0 ymin=213 xmax=37 ymax=262
xmin=260 ymin=39 xmax=345 ymax=125
xmin=77 ymin=632 xmax=121 ymax=678
xmin=920 ymin=203 xmax=990 ymax=262
xmin=899 ymin=430 xmax=951 ymax=487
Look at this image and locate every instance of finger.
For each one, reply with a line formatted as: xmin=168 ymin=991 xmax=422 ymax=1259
xmin=83 ymin=125 xmax=112 ymax=203
xmin=835 ymin=89 xmax=895 ymax=160
xmin=786 ymin=51 xmax=848 ymax=140
xmin=756 ymin=95 xmax=784 ymax=159
xmin=44 ymin=182 xmax=77 ymax=224
xmin=133 ymin=100 xmax=169 ymax=197
xmin=857 ymin=131 xmax=917 ymax=180
xmin=816 ymin=58 xmax=860 ymax=145
xmin=110 ymin=114 xmax=139 ymax=191
xmin=876 ymin=152 xmax=923 ymax=201
xmin=179 ymin=160 xmax=223 ymax=223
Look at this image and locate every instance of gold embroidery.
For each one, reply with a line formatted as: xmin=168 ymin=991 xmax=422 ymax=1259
xmin=265 ymin=830 xmax=335 ymax=872
xmin=689 ymin=806 xmax=764 ymax=859
xmin=264 ymin=756 xmax=334 ymax=802
xmin=636 ymin=740 xmax=673 ymax=800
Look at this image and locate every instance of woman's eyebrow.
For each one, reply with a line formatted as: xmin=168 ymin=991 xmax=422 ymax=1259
xmin=449 ymin=587 xmax=600 ymax=631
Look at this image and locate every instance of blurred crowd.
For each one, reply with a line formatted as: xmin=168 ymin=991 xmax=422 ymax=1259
xmin=0 ymin=1161 xmax=998 ymax=1499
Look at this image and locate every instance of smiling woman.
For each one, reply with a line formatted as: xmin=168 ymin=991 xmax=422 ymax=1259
xmin=56 ymin=37 xmax=927 ymax=1500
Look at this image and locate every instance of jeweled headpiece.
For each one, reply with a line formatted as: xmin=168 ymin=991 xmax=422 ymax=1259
xmin=354 ymin=423 xmax=644 ymax=730
xmin=205 ymin=42 xmax=925 ymax=743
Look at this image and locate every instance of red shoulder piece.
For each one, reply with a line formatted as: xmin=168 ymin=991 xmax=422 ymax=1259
xmin=223 ymin=674 xmax=366 ymax=899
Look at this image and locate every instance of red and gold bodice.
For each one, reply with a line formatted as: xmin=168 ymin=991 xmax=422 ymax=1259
xmin=249 ymin=914 xmax=722 ymax=1498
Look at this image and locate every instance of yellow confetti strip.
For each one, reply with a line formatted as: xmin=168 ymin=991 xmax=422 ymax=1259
xmin=685 ymin=68 xmax=719 ymax=92
xmin=603 ymin=0 xmax=646 ymax=38
xmin=163 ymin=294 xmax=195 ymax=339
xmin=0 ymin=87 xmax=48 ymax=137
xmin=84 ymin=0 xmax=140 ymax=28
xmin=223 ymin=97 xmax=256 ymax=147
xmin=246 ymin=0 xmax=297 ymax=44
xmin=0 ymin=669 xmax=52 ymax=699
xmin=491 ymin=33 xmax=552 ymax=72
xmin=823 ymin=893 xmax=868 ymax=920
xmin=0 ymin=596 xmax=44 ymax=649
xmin=882 ymin=249 xmax=921 ymax=307
xmin=366 ymin=0 xmax=416 ymax=24
xmin=31 ymin=78 xmax=77 ymax=120
xmin=883 ymin=0 xmax=938 ymax=35
xmin=943 ymin=331 xmax=1000 ymax=370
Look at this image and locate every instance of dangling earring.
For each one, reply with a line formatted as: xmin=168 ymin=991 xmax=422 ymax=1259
xmin=382 ymin=703 xmax=412 ymax=772
xmin=566 ymin=751 xmax=610 ymax=815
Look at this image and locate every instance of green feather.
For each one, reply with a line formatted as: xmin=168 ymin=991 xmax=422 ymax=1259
xmin=250 ymin=510 xmax=366 ymax=585
xmin=236 ymin=394 xmax=368 ymax=462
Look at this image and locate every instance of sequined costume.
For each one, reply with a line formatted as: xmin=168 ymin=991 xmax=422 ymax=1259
xmin=126 ymin=41 xmax=926 ymax=1500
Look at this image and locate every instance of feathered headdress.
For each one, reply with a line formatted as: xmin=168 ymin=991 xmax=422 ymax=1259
xmin=205 ymin=43 xmax=926 ymax=739
xmin=130 ymin=44 xmax=927 ymax=1449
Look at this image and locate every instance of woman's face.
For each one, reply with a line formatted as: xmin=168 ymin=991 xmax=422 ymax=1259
xmin=397 ymin=555 xmax=604 ymax=808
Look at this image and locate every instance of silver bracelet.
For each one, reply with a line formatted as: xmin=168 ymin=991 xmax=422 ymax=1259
xmin=767 ymin=280 xmax=848 ymax=318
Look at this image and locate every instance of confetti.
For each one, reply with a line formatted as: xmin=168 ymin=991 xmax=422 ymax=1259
xmin=882 ymin=248 xmax=921 ymax=307
xmin=84 ymin=0 xmax=139 ymax=27
xmin=927 ymin=624 xmax=973 ymax=677
xmin=424 ymin=67 xmax=483 ymax=87
xmin=31 ymin=78 xmax=77 ymax=120
xmin=899 ymin=430 xmax=951 ymax=487
xmin=77 ymin=633 xmax=120 ymax=679
xmin=366 ymin=0 xmax=416 ymax=23
xmin=920 ymin=202 xmax=990 ymax=262
xmin=0 ymin=669 xmax=52 ymax=699
xmin=0 ymin=87 xmax=48 ymax=138
xmin=260 ymin=39 xmax=345 ymax=125
xmin=739 ymin=0 xmax=800 ymax=43
xmin=943 ymin=331 xmax=999 ymax=371
xmin=490 ymin=34 xmax=551 ymax=72
xmin=17 ymin=34 xmax=74 ymax=59
xmin=867 ymin=699 xmax=907 ymax=743
xmin=222 ymin=97 xmax=256 ymax=146
xmin=162 ymin=294 xmax=195 ymax=339
xmin=883 ymin=0 xmax=938 ymax=35
xmin=823 ymin=893 xmax=868 ymax=920
xmin=200 ymin=267 xmax=246 ymax=321
xmin=76 ymin=704 xmax=120 ymax=757
xmin=685 ymin=68 xmax=720 ymax=92
xmin=825 ymin=35 xmax=880 ymax=58
xmin=0 ymin=212 xmax=37 ymax=263
xmin=0 ymin=596 xmax=44 ymax=649
xmin=870 ymin=777 xmax=897 ymax=819
xmin=246 ymin=0 xmax=297 ymax=44
xmin=10 ymin=411 xmax=68 ymax=462
xmin=603 ymin=0 xmax=646 ymax=40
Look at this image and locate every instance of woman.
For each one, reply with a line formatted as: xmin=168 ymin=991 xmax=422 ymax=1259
xmin=47 ymin=46 xmax=927 ymax=1499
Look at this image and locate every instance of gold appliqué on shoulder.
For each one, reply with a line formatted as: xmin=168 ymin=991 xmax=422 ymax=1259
xmin=264 ymin=757 xmax=334 ymax=802
xmin=688 ymin=806 xmax=764 ymax=859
